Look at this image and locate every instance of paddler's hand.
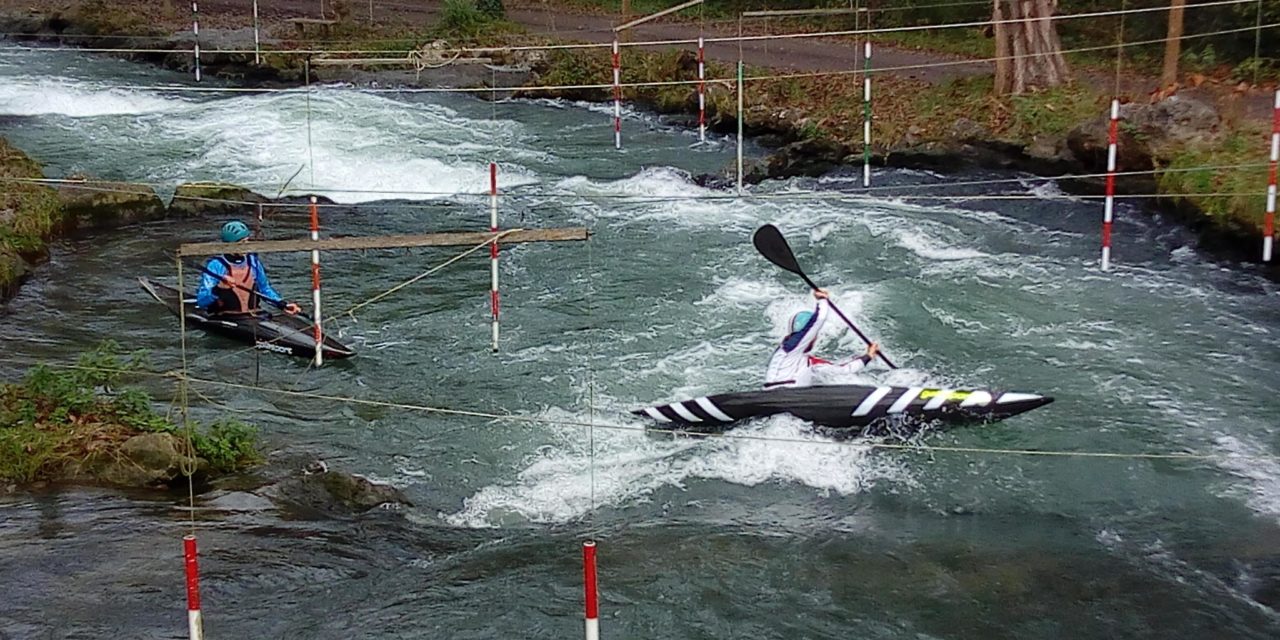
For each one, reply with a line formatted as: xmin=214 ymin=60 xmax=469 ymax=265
xmin=865 ymin=342 xmax=880 ymax=360
xmin=813 ymin=288 xmax=830 ymax=300
xmin=283 ymin=302 xmax=301 ymax=315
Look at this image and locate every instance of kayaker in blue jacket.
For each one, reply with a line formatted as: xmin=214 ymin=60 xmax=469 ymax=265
xmin=764 ymin=288 xmax=880 ymax=389
xmin=196 ymin=220 xmax=301 ymax=317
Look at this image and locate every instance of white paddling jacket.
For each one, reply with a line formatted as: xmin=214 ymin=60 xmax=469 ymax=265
xmin=763 ymin=299 xmax=871 ymax=389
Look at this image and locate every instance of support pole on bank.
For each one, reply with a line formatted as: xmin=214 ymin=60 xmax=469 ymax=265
xmin=1264 ymin=89 xmax=1279 ymax=262
xmin=183 ymin=535 xmax=204 ymax=640
xmin=191 ymin=2 xmax=202 ymax=82
xmin=489 ymin=162 xmax=500 ymax=351
xmin=736 ymin=60 xmax=744 ymax=195
xmin=1101 ymin=99 xmax=1120 ymax=271
xmin=583 ymin=540 xmax=599 ymax=640
xmin=308 ymin=196 xmax=325 ymax=366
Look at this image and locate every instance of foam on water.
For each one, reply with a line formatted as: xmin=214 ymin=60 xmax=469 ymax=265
xmin=0 ymin=77 xmax=184 ymax=117
xmin=1214 ymin=435 xmax=1280 ymax=524
xmin=442 ymin=406 xmax=915 ymax=528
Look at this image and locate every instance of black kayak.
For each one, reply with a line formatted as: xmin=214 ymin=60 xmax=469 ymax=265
xmin=139 ymin=277 xmax=356 ymax=360
xmin=634 ymin=385 xmax=1052 ymax=436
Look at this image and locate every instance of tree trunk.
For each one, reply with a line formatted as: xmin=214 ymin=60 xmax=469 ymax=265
xmin=993 ymin=0 xmax=1071 ymax=95
xmin=1161 ymin=0 xmax=1187 ymax=89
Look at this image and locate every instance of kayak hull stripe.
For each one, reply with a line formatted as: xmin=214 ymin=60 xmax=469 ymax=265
xmin=888 ymin=387 xmax=923 ymax=414
xmin=923 ymin=389 xmax=952 ymax=411
xmin=852 ymin=386 xmax=893 ymax=417
xmin=695 ymin=397 xmax=734 ymax=422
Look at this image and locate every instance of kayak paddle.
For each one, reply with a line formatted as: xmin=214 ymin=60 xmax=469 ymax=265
xmin=752 ymin=223 xmax=898 ymax=369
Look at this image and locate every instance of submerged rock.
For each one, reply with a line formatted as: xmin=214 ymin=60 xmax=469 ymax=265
xmin=260 ymin=464 xmax=412 ymax=517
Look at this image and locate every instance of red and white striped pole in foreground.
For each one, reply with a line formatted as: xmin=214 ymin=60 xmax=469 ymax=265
xmin=612 ymin=38 xmax=622 ymax=150
xmin=309 ymin=196 xmax=325 ymax=366
xmin=489 ymin=162 xmax=500 ymax=352
xmin=1263 ymin=89 xmax=1278 ymax=262
xmin=1101 ymin=98 xmax=1120 ymax=271
xmin=183 ymin=535 xmax=204 ymax=640
xmin=697 ymin=36 xmax=706 ymax=144
xmin=583 ymin=540 xmax=599 ymax=640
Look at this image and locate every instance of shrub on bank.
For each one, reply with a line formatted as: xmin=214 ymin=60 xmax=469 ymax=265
xmin=0 ymin=342 xmax=262 ymax=485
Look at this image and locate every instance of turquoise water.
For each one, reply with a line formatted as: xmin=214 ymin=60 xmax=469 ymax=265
xmin=2 ymin=47 xmax=1280 ymax=638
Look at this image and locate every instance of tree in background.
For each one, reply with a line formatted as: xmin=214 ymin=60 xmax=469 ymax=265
xmin=992 ymin=0 xmax=1071 ymax=94
xmin=1161 ymin=0 xmax=1186 ymax=89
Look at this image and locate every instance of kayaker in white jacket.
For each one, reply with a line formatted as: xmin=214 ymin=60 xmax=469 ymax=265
xmin=764 ymin=288 xmax=881 ymax=389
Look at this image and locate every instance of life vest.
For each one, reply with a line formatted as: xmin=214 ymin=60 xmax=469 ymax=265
xmin=213 ymin=256 xmax=258 ymax=313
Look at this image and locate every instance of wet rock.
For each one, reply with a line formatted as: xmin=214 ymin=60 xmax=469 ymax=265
xmin=163 ymin=28 xmax=290 ymax=83
xmin=263 ymin=466 xmax=411 ymax=517
xmin=168 ymin=182 xmax=268 ymax=220
xmin=1066 ymin=96 xmax=1222 ymax=172
xmin=0 ymin=247 xmax=33 ymax=303
xmin=56 ymin=180 xmax=166 ymax=232
xmin=202 ymin=490 xmax=276 ymax=512
xmin=766 ymin=137 xmax=849 ymax=180
xmin=94 ymin=433 xmax=203 ymax=487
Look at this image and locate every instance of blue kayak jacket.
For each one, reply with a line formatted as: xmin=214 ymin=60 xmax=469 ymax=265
xmin=195 ymin=254 xmax=283 ymax=311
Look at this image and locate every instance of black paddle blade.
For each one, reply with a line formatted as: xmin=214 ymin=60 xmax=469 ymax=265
xmin=753 ymin=224 xmax=803 ymax=274
xmin=754 ymin=224 xmax=817 ymax=289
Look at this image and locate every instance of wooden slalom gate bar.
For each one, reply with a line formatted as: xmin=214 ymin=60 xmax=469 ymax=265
xmin=176 ymin=227 xmax=589 ymax=257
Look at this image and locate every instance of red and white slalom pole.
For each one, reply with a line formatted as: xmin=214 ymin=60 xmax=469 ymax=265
xmin=1102 ymin=98 xmax=1119 ymax=271
xmin=183 ymin=535 xmax=204 ymax=640
xmin=309 ymin=196 xmax=325 ymax=366
xmin=697 ymin=36 xmax=706 ymax=144
xmin=583 ymin=540 xmax=599 ymax=640
xmin=1264 ymin=89 xmax=1278 ymax=262
xmin=191 ymin=2 xmax=201 ymax=82
xmin=612 ymin=38 xmax=622 ymax=150
xmin=489 ymin=162 xmax=500 ymax=352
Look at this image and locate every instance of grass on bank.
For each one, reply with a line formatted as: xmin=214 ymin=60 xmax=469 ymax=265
xmin=0 ymin=342 xmax=261 ymax=484
xmin=0 ymin=138 xmax=61 ymax=293
xmin=1158 ymin=126 xmax=1272 ymax=234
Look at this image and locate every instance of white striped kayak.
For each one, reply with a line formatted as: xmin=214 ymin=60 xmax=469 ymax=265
xmin=633 ymin=385 xmax=1052 ymax=433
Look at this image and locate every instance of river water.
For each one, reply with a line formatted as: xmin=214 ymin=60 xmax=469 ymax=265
xmin=2 ymin=48 xmax=1280 ymax=639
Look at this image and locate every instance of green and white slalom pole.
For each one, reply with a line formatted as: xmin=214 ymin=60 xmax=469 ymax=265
xmin=736 ymin=60 xmax=744 ymax=195
xmin=862 ymin=41 xmax=872 ymax=188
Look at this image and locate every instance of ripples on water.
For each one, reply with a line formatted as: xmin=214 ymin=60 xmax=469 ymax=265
xmin=1 ymin=48 xmax=1279 ymax=638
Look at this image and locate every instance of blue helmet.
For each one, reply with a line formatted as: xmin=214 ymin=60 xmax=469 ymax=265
xmin=220 ymin=220 xmax=251 ymax=243
xmin=790 ymin=310 xmax=814 ymax=334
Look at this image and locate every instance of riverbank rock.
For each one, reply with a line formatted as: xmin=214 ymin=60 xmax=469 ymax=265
xmin=766 ymin=137 xmax=849 ymax=179
xmin=168 ymin=182 xmax=268 ymax=219
xmin=1066 ymin=95 xmax=1222 ymax=172
xmin=93 ymin=432 xmax=204 ymax=487
xmin=56 ymin=180 xmax=166 ymax=232
xmin=261 ymin=464 xmax=411 ymax=517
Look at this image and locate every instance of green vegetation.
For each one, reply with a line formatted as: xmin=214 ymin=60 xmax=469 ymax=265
xmin=0 ymin=138 xmax=62 ymax=298
xmin=1158 ymin=127 xmax=1272 ymax=234
xmin=0 ymin=342 xmax=261 ymax=484
xmin=430 ymin=0 xmax=522 ymax=43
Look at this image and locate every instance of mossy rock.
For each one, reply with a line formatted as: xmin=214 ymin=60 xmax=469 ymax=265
xmin=168 ymin=182 xmax=268 ymax=220
xmin=56 ymin=180 xmax=165 ymax=232
xmin=0 ymin=247 xmax=32 ymax=303
xmin=85 ymin=432 xmax=206 ymax=488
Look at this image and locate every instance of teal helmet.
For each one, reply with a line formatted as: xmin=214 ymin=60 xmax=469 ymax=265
xmin=220 ymin=220 xmax=251 ymax=243
xmin=790 ymin=310 xmax=814 ymax=334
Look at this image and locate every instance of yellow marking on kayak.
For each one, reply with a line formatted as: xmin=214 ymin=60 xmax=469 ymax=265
xmin=918 ymin=389 xmax=972 ymax=401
